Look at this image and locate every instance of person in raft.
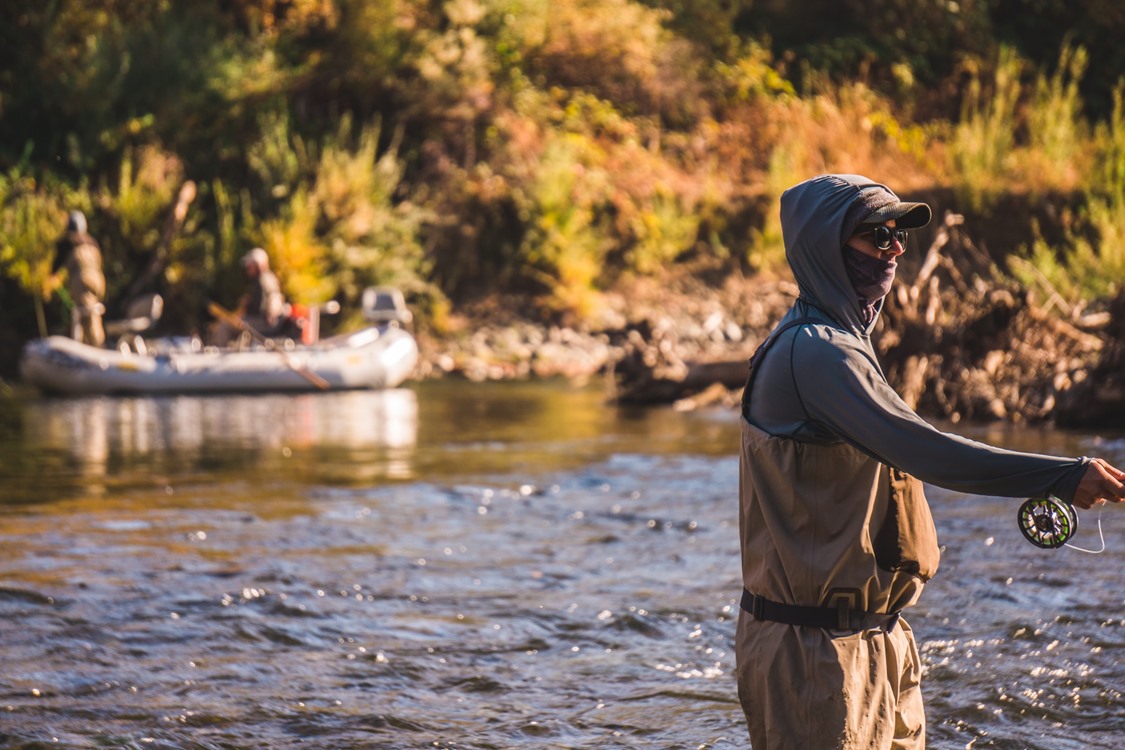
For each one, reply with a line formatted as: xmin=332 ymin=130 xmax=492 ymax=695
xmin=211 ymin=246 xmax=289 ymax=346
xmin=735 ymin=173 xmax=1125 ymax=749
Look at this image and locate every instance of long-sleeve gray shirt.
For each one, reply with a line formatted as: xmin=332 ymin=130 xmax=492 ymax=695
xmin=746 ymin=174 xmax=1088 ymax=503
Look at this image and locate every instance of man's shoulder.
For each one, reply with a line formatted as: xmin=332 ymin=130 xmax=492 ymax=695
xmin=785 ymin=321 xmax=872 ymax=367
xmin=781 ymin=318 xmax=855 ymax=344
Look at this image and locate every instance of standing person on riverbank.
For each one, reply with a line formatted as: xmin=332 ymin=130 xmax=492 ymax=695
xmin=49 ymin=210 xmax=106 ymax=347
xmin=735 ymin=173 xmax=1125 ymax=749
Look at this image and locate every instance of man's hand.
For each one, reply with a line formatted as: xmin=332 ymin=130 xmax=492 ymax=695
xmin=1072 ymin=458 xmax=1125 ymax=510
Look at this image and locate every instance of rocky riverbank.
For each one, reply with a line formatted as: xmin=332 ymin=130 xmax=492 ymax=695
xmin=413 ymin=212 xmax=1125 ymax=429
xmin=412 ymin=259 xmax=789 ymax=407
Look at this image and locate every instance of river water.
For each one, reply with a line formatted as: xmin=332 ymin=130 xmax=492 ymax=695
xmin=0 ymin=381 xmax=1123 ymax=749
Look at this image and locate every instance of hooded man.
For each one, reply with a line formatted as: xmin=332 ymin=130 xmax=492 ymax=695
xmin=735 ymin=174 xmax=1125 ymax=749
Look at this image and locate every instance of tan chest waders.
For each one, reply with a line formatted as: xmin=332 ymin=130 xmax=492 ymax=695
xmin=735 ymin=319 xmax=939 ymax=750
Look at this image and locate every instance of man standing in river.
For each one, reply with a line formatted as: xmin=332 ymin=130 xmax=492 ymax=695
xmin=736 ymin=173 xmax=1125 ymax=749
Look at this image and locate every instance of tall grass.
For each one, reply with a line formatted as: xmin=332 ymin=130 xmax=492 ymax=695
xmin=749 ymin=144 xmax=802 ymax=272
xmin=949 ymin=46 xmax=1022 ymax=210
xmin=1026 ymin=44 xmax=1088 ymax=189
xmin=1014 ymin=80 xmax=1125 ymax=307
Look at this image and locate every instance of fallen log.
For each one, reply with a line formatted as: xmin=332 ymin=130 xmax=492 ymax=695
xmin=613 ymin=358 xmax=749 ymax=405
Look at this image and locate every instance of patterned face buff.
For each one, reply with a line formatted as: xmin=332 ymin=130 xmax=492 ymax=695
xmin=842 ymin=245 xmax=897 ymax=302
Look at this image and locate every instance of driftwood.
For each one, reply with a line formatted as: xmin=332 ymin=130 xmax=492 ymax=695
xmin=124 ymin=180 xmax=197 ymax=302
xmin=609 ymin=318 xmax=751 ymax=405
xmin=612 ymin=357 xmax=749 ymax=405
xmin=877 ymin=211 xmax=1107 ymax=424
xmin=1054 ymin=287 xmax=1125 ymax=427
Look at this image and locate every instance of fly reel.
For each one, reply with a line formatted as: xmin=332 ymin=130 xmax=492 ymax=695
xmin=1017 ymin=496 xmax=1078 ymax=549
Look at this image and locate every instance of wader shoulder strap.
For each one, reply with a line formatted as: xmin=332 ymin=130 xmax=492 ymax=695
xmin=740 ymin=317 xmax=821 ymax=419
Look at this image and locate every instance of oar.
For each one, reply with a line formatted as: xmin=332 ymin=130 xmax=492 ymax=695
xmin=207 ymin=301 xmax=331 ymax=390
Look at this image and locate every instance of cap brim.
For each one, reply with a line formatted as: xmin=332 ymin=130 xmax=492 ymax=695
xmin=864 ymin=201 xmax=932 ymax=229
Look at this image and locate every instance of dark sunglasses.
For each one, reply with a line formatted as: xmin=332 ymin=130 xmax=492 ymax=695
xmin=858 ymin=225 xmax=908 ymax=250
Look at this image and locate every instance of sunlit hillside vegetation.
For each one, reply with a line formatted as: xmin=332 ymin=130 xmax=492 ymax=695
xmin=1 ymin=0 xmax=1123 ymax=356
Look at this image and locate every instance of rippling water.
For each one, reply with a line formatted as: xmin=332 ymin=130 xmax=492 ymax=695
xmin=0 ymin=382 xmax=1123 ymax=749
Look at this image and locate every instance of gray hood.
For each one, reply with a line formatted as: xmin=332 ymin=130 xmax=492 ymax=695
xmin=780 ymin=174 xmax=901 ymax=334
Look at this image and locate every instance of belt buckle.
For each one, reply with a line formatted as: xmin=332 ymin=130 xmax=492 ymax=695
xmin=826 ymin=588 xmax=861 ymax=631
xmin=751 ymin=595 xmax=765 ymax=621
xmin=836 ymin=598 xmax=850 ymax=630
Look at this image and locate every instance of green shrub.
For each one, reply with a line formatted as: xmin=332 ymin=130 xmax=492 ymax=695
xmin=624 ymin=189 xmax=700 ymax=275
xmin=97 ymin=147 xmax=195 ymax=307
xmin=714 ymin=40 xmax=796 ymax=105
xmin=518 ymin=134 xmax=611 ymax=320
xmin=245 ymin=113 xmax=436 ymax=315
xmin=521 ymin=0 xmax=706 ymax=128
xmin=0 ymin=171 xmax=85 ymax=334
xmin=1013 ymin=79 xmax=1125 ymax=307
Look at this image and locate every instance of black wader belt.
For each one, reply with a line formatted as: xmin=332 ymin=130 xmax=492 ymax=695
xmin=741 ymin=589 xmax=901 ymax=631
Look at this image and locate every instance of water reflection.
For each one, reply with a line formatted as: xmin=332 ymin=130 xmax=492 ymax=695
xmin=26 ymin=389 xmax=418 ymax=458
xmin=10 ymin=389 xmax=419 ymax=501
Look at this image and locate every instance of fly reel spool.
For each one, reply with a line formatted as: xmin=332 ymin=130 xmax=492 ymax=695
xmin=1017 ymin=496 xmax=1078 ymax=549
